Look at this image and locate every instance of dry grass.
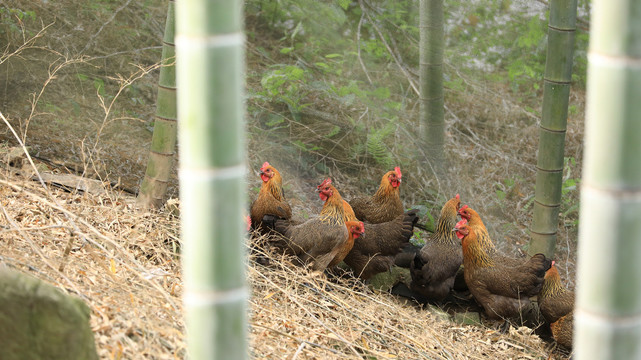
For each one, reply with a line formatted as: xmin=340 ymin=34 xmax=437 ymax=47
xmin=0 ymin=2 xmax=581 ymax=358
xmin=1 ymin=159 xmax=572 ymax=359
xmin=0 ymin=168 xmax=184 ymax=359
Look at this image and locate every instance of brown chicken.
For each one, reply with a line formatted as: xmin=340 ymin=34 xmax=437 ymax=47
xmin=538 ymin=261 xmax=575 ymax=325
xmin=458 ymin=205 xmax=496 ymax=254
xmin=409 ymin=194 xmax=462 ymax=302
xmin=458 ymin=205 xmax=524 ymax=267
xmin=348 ymin=167 xmax=403 ymax=224
xmin=328 ymin=221 xmax=365 ymax=268
xmin=454 ymin=219 xmax=552 ymax=320
xmin=265 ymin=178 xmax=349 ymax=272
xmin=342 ymin=204 xmax=419 ymax=280
xmin=250 ymin=162 xmax=292 ymax=233
xmin=550 ymin=311 xmax=573 ymax=349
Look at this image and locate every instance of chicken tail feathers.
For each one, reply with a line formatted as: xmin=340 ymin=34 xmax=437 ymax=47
xmin=529 ymin=253 xmax=553 ymax=277
xmin=261 ymin=214 xmax=279 ymax=231
xmin=394 ymin=243 xmax=421 ymax=268
xmin=404 ymin=209 xmax=420 ymax=228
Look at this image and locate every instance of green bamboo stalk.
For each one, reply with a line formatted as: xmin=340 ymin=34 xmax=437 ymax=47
xmin=138 ymin=0 xmax=178 ymax=208
xmin=574 ymin=0 xmax=641 ymax=358
xmin=419 ymin=0 xmax=445 ymax=175
xmin=176 ymin=0 xmax=247 ymax=358
xmin=528 ymin=0 xmax=577 ymax=258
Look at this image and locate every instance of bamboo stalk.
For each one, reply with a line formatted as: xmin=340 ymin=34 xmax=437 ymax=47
xmin=138 ymin=0 xmax=178 ymax=208
xmin=419 ymin=0 xmax=445 ymax=176
xmin=575 ymin=0 xmax=641 ymax=357
xmin=176 ymin=0 xmax=247 ymax=358
xmin=528 ymin=0 xmax=577 ymax=257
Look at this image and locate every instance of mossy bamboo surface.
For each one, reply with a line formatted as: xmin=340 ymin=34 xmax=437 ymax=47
xmin=575 ymin=0 xmax=641 ymax=358
xmin=528 ymin=0 xmax=577 ymax=257
xmin=419 ymin=0 xmax=445 ymax=175
xmin=176 ymin=0 xmax=247 ymax=359
xmin=138 ymin=0 xmax=177 ymax=208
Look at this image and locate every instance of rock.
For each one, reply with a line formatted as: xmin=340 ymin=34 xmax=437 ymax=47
xmin=425 ymin=304 xmax=452 ymax=322
xmin=453 ymin=311 xmax=482 ymax=326
xmin=367 ymin=266 xmax=411 ymax=292
xmin=5 ymin=147 xmax=27 ymax=167
xmin=0 ymin=269 xmax=98 ymax=360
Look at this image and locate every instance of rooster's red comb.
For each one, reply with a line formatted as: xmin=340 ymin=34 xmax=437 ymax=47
xmin=261 ymin=161 xmax=271 ymax=170
xmin=455 ymin=219 xmax=468 ymax=228
xmin=459 ymin=204 xmax=469 ymax=212
xmin=455 ymin=194 xmax=460 ymax=200
xmin=318 ymin=178 xmax=332 ymax=188
xmin=551 ymin=260 xmax=556 ymax=267
xmin=394 ymin=166 xmax=402 ymax=178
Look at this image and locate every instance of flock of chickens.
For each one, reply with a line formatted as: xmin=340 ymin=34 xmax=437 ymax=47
xmin=249 ymin=162 xmax=575 ymax=350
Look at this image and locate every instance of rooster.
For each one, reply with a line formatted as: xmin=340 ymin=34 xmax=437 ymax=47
xmin=250 ymin=162 xmax=292 ymax=234
xmin=409 ymin=194 xmax=462 ymax=302
xmin=538 ymin=261 xmax=575 ymax=325
xmin=342 ymin=199 xmax=419 ymax=280
xmin=264 ymin=178 xmax=349 ymax=272
xmin=454 ymin=219 xmax=552 ymax=320
xmin=348 ymin=167 xmax=403 ymax=224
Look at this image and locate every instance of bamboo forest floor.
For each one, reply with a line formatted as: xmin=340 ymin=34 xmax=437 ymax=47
xmin=0 ymin=158 xmax=572 ymax=359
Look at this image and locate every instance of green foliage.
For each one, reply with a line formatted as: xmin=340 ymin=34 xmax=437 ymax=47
xmin=506 ymin=16 xmax=546 ymax=92
xmin=259 ymin=65 xmax=310 ymax=113
xmin=365 ymin=120 xmax=396 ymax=168
xmin=0 ymin=7 xmax=36 ymax=38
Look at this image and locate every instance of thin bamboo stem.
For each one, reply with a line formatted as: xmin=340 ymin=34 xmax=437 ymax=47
xmin=139 ymin=0 xmax=178 ymax=208
xmin=528 ymin=0 xmax=577 ymax=257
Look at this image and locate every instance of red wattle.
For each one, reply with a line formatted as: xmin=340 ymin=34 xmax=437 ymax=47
xmin=261 ymin=174 xmax=270 ymax=182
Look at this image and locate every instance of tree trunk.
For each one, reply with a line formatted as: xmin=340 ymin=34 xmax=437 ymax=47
xmin=575 ymin=0 xmax=641 ymax=358
xmin=138 ymin=0 xmax=178 ymax=208
xmin=176 ymin=0 xmax=247 ymax=358
xmin=419 ymin=0 xmax=445 ymax=176
xmin=528 ymin=0 xmax=577 ymax=258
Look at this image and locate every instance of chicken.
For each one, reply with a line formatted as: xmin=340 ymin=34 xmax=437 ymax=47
xmin=250 ymin=162 xmax=292 ymax=234
xmin=265 ymin=178 xmax=349 ymax=272
xmin=458 ymin=204 xmax=523 ymax=267
xmin=409 ymin=194 xmax=462 ymax=302
xmin=550 ymin=311 xmax=573 ymax=349
xmin=348 ymin=167 xmax=403 ymax=224
xmin=328 ymin=221 xmax=365 ymax=268
xmin=538 ymin=261 xmax=575 ymax=325
xmin=458 ymin=205 xmax=496 ymax=254
xmin=342 ymin=206 xmax=419 ymax=280
xmin=454 ymin=219 xmax=552 ymax=320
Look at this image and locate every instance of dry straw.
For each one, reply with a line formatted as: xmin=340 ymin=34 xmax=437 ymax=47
xmin=0 ymin=165 xmax=571 ymax=359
